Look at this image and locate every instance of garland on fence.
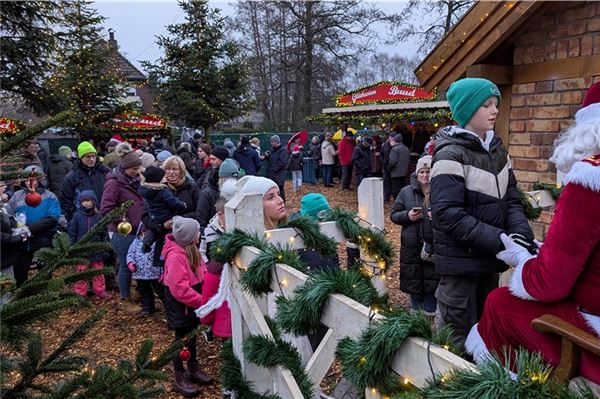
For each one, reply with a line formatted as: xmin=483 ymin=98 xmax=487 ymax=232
xmin=397 ymin=349 xmax=596 ymax=399
xmin=336 ymin=307 xmax=456 ymax=396
xmin=518 ymin=187 xmax=542 ymax=221
xmin=278 ymin=216 xmax=338 ymax=259
xmin=275 ymin=268 xmax=380 ymax=336
xmin=243 ymin=318 xmax=315 ymax=399
xmin=533 ymin=182 xmax=563 ymax=201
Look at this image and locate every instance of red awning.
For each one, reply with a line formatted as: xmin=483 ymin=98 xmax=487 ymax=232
xmin=105 ymin=113 xmax=167 ymax=131
xmin=0 ymin=117 xmax=25 ymax=135
xmin=335 ymin=81 xmax=436 ymax=107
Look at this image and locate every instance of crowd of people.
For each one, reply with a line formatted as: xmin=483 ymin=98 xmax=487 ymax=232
xmin=1 ymin=77 xmax=599 ymax=395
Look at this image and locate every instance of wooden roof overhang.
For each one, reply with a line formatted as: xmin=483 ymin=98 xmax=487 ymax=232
xmin=321 ymin=101 xmax=449 ymax=114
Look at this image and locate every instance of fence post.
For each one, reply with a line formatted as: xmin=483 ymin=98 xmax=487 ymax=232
xmin=357 ymin=177 xmax=387 ymax=295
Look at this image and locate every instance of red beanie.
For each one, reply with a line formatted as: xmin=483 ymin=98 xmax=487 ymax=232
xmin=576 ymin=81 xmax=600 ymax=125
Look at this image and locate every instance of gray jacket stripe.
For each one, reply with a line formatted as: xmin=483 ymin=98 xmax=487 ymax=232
xmin=431 ymin=159 xmax=465 ymax=179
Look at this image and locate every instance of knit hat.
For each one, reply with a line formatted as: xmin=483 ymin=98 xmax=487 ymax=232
xmin=193 ymin=132 xmax=202 ymax=140
xmin=300 ymin=193 xmax=330 ymax=221
xmin=576 ymin=81 xmax=600 ymax=125
xmin=447 ymin=78 xmax=501 ymax=127
xmin=58 ymin=146 xmax=72 ymax=156
xmin=139 ymin=152 xmax=156 ymax=169
xmin=240 ymin=136 xmax=250 ymax=146
xmin=293 ymin=145 xmax=300 ymax=153
xmin=172 ymin=216 xmax=200 ymax=246
xmin=77 ymin=141 xmax=97 ymax=158
xmin=219 ymin=158 xmax=240 ymax=178
xmin=362 ymin=136 xmax=373 ymax=146
xmin=105 ymin=139 xmax=120 ymax=149
xmin=23 ymin=165 xmax=42 ymax=175
xmin=270 ymin=135 xmax=281 ymax=144
xmin=156 ymin=150 xmax=172 ymax=162
xmin=416 ymin=155 xmax=432 ymax=173
xmin=211 ymin=145 xmax=229 ymax=161
xmin=142 ymin=165 xmax=165 ymax=183
xmin=119 ymin=144 xmax=142 ymax=169
xmin=236 ymin=175 xmax=278 ymax=197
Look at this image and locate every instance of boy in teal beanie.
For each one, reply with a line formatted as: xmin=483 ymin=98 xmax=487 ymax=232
xmin=430 ymin=77 xmax=533 ymax=353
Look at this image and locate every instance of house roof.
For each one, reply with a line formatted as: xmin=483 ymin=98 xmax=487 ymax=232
xmin=113 ymin=51 xmax=146 ymax=82
xmin=415 ymin=1 xmax=546 ymax=91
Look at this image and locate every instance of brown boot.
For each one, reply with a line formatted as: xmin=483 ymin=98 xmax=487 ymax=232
xmin=186 ymin=360 xmax=214 ymax=385
xmin=172 ymin=370 xmax=199 ymax=397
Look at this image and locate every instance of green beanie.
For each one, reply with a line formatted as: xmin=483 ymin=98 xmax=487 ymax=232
xmin=447 ymin=78 xmax=501 ymax=128
xmin=58 ymin=145 xmax=72 ymax=156
xmin=300 ymin=193 xmax=330 ymax=221
xmin=77 ymin=141 xmax=97 ymax=158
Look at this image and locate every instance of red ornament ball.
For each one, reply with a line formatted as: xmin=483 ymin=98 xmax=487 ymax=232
xmin=25 ymin=191 xmax=42 ymax=207
xmin=179 ymin=348 xmax=191 ymax=361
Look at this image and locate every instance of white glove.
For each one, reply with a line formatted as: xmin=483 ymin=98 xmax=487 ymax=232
xmin=496 ymin=233 xmax=534 ymax=267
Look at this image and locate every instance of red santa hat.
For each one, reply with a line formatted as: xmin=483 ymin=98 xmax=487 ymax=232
xmin=575 ymin=81 xmax=600 ymax=125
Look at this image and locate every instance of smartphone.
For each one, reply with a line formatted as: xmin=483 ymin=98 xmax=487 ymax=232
xmin=411 ymin=207 xmax=423 ymax=212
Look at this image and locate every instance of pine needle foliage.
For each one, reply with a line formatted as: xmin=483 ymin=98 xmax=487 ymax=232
xmin=243 ymin=318 xmax=315 ymax=399
xmin=209 ymin=229 xmax=266 ymax=264
xmin=518 ymin=187 xmax=542 ymax=221
xmin=275 ymin=268 xmax=379 ymax=336
xmin=220 ymin=340 xmax=282 ymax=399
xmin=279 ymin=216 xmax=337 ymax=259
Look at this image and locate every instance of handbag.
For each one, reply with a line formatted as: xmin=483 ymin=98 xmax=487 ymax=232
xmin=420 ymin=241 xmax=435 ymax=263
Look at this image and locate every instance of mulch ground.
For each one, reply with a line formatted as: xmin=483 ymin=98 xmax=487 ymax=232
xmin=21 ymin=180 xmax=409 ymax=398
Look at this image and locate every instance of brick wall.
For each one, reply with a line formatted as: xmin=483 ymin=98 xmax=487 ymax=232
xmin=509 ymin=1 xmax=600 ymax=239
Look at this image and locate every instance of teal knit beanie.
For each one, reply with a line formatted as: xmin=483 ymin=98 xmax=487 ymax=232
xmin=300 ymin=193 xmax=330 ymax=221
xmin=77 ymin=141 xmax=97 ymax=158
xmin=447 ymin=78 xmax=501 ymax=127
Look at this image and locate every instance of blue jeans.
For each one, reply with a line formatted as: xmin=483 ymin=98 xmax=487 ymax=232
xmin=292 ymin=170 xmax=302 ymax=191
xmin=111 ymin=233 xmax=136 ymax=299
xmin=410 ymin=293 xmax=437 ymax=313
xmin=321 ymin=164 xmax=333 ymax=186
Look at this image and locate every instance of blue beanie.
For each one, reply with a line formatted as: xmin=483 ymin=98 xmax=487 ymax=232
xmin=300 ymin=193 xmax=330 ymax=221
xmin=447 ymin=78 xmax=501 ymax=128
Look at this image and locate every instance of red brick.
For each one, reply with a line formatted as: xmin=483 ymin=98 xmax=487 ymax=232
xmin=514 ymin=47 xmax=524 ymax=65
xmin=568 ymin=38 xmax=580 ymax=57
xmin=511 ymin=95 xmax=526 ymax=107
xmin=560 ymin=120 xmax=576 ymax=130
xmin=513 ymin=158 xmax=548 ymax=172
xmin=535 ymin=81 xmax=553 ymax=93
xmin=537 ymin=14 xmax=556 ymax=27
xmin=593 ymin=34 xmax=600 ymax=55
xmin=519 ymin=31 xmax=546 ymax=46
xmin=512 ymin=83 xmax=535 ymax=94
xmin=581 ymin=35 xmax=593 ymax=56
xmin=532 ymin=106 xmax=572 ymax=119
xmin=557 ymin=5 xmax=596 ymax=23
xmin=538 ymin=210 xmax=553 ymax=225
xmin=514 ymin=169 xmax=541 ymax=182
xmin=533 ymin=45 xmax=545 ymax=63
xmin=589 ymin=18 xmax=600 ymax=32
xmin=549 ymin=24 xmax=570 ymax=39
xmin=509 ymin=146 xmax=541 ymax=158
xmin=562 ymin=91 xmax=583 ymax=104
xmin=523 ymin=46 xmax=534 ymax=64
xmin=541 ymin=146 xmax=555 ymax=158
xmin=510 ymin=108 xmax=533 ymax=119
xmin=526 ymin=120 xmax=560 ymax=132
xmin=526 ymin=93 xmax=562 ymax=106
xmin=557 ymin=39 xmax=569 ymax=59
xmin=531 ymin=133 xmax=559 ymax=146
xmin=545 ymin=43 xmax=556 ymax=61
xmin=510 ymin=120 xmax=526 ymax=132
xmin=509 ymin=133 xmax=531 ymax=145
xmin=556 ymin=77 xmax=591 ymax=91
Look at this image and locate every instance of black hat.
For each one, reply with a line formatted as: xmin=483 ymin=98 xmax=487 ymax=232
xmin=211 ymin=145 xmax=229 ymax=161
xmin=193 ymin=133 xmax=202 ymax=140
xmin=240 ymin=135 xmax=250 ymax=145
xmin=142 ymin=165 xmax=165 ymax=183
xmin=363 ymin=136 xmax=373 ymax=145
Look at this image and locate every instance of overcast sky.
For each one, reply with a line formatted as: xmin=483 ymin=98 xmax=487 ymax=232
xmin=93 ymin=1 xmax=421 ymax=74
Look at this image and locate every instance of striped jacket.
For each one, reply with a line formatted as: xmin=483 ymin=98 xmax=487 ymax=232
xmin=430 ymin=126 xmax=533 ymax=276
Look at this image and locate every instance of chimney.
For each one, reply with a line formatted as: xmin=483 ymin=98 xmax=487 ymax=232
xmin=108 ymin=28 xmax=117 ymax=49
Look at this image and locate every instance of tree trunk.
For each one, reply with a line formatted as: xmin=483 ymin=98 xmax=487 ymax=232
xmin=302 ymin=1 xmax=314 ymax=127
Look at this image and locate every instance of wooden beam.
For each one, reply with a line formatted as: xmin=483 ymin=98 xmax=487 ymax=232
xmin=513 ymin=55 xmax=600 ymax=84
xmin=466 ymin=64 xmax=513 ymax=85
xmin=497 ymin=85 xmax=511 ymax=146
xmin=306 ymin=329 xmax=341 ymax=386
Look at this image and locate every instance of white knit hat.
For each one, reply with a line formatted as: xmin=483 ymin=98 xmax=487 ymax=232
xmin=416 ymin=155 xmax=432 ymax=173
xmin=235 ymin=176 xmax=278 ymax=197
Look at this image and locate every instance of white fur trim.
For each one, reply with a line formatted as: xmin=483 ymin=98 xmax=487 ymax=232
xmin=195 ymin=262 xmax=230 ymax=318
xmin=581 ymin=312 xmax=600 ymax=337
xmin=565 ymin=159 xmax=600 ymax=193
xmin=576 ymin=103 xmax=600 ymax=126
xmin=465 ymin=323 xmax=493 ymax=364
xmin=508 ymin=256 xmax=538 ymax=301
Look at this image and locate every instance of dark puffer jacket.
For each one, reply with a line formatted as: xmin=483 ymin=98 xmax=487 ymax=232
xmin=266 ymin=145 xmax=289 ymax=186
xmin=195 ymin=171 xmax=220 ymax=233
xmin=234 ymin=145 xmax=261 ymax=175
xmin=60 ymin=161 xmax=110 ymax=220
xmin=48 ymin=154 xmax=73 ymax=194
xmin=390 ymin=174 xmax=439 ymax=295
xmin=430 ymin=126 xmax=533 ymax=276
xmin=67 ymin=190 xmax=106 ymax=262
xmin=351 ymin=144 xmax=371 ymax=174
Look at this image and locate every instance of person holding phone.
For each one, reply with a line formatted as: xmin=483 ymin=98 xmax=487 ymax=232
xmin=391 ymin=155 xmax=439 ymax=315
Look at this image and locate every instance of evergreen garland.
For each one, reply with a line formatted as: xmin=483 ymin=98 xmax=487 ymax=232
xmin=279 ymin=216 xmax=338 ymax=259
xmin=518 ymin=187 xmax=542 ymax=221
xmin=243 ymin=318 xmax=315 ymax=399
xmin=209 ymin=229 xmax=266 ymax=264
xmin=533 ymin=182 xmax=563 ymax=201
xmin=336 ymin=308 xmax=456 ymax=396
xmin=275 ymin=268 xmax=379 ymax=336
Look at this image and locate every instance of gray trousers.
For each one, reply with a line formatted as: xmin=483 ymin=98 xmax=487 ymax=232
xmin=435 ymin=273 xmax=499 ymax=354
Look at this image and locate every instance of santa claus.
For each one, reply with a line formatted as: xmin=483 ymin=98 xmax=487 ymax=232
xmin=466 ymin=81 xmax=600 ymax=384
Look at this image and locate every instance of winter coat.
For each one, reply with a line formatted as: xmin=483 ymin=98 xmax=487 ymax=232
xmin=390 ymin=174 xmax=439 ymax=295
xmin=234 ymin=146 xmax=262 ymax=176
xmin=200 ymin=216 xmax=224 ymax=263
xmin=338 ymin=137 xmax=356 ymax=166
xmin=321 ymin=141 xmax=337 ymax=166
xmin=67 ymin=190 xmax=106 ymax=262
xmin=266 ymin=145 xmax=289 ymax=186
xmin=127 ymin=236 xmax=162 ymax=280
xmin=6 ymin=183 xmax=59 ymax=252
xmin=193 ymin=160 xmax=211 ymax=188
xmin=1 ymin=209 xmax=21 ymax=269
xmin=102 ymin=150 xmax=120 ymax=169
xmin=195 ymin=173 xmax=219 ymax=233
xmin=176 ymin=148 xmax=196 ymax=175
xmin=388 ymin=143 xmax=410 ymax=178
xmin=37 ymin=148 xmax=50 ymax=175
xmin=199 ymin=260 xmax=232 ymax=338
xmin=100 ymin=167 xmax=144 ymax=233
xmin=60 ymin=161 xmax=110 ymax=220
xmin=48 ymin=154 xmax=73 ymax=194
xmin=381 ymin=140 xmax=392 ymax=171
xmin=162 ymin=234 xmax=204 ymax=329
xmin=138 ymin=181 xmax=187 ymax=224
xmin=351 ymin=144 xmax=371 ymax=174
xmin=307 ymin=141 xmax=322 ymax=166
xmin=430 ymin=126 xmax=533 ymax=276
xmin=288 ymin=152 xmax=303 ymax=171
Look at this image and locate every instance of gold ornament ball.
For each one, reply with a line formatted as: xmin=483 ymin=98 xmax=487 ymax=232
xmin=117 ymin=221 xmax=132 ymax=235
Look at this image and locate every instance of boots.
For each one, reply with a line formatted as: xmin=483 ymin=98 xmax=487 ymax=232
xmin=186 ymin=360 xmax=214 ymax=385
xmin=172 ymin=370 xmax=199 ymax=397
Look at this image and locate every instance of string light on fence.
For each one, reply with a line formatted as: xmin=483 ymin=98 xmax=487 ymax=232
xmin=403 ymin=377 xmax=410 ymax=385
xmin=280 ymin=279 xmax=288 ymax=287
xmin=265 ymin=231 xmax=271 ymax=239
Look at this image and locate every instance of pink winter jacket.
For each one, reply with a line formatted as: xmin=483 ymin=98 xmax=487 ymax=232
xmin=199 ymin=260 xmax=232 ymax=338
xmin=162 ymin=235 xmax=204 ymax=309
